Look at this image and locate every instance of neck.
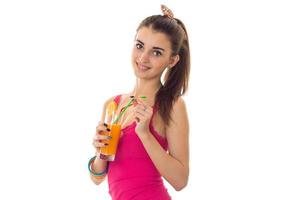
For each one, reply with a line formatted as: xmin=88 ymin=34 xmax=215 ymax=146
xmin=131 ymin=78 xmax=162 ymax=105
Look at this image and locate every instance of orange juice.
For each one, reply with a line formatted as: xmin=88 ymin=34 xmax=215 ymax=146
xmin=99 ymin=124 xmax=122 ymax=161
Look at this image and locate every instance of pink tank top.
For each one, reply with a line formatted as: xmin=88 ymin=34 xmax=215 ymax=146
xmin=107 ymin=95 xmax=171 ymax=200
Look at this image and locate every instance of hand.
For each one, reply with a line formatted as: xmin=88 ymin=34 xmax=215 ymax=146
xmin=134 ymin=103 xmax=153 ymax=137
xmin=92 ymin=122 xmax=112 ymax=153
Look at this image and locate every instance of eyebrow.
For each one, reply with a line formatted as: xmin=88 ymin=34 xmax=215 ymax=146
xmin=136 ymin=39 xmax=165 ymax=51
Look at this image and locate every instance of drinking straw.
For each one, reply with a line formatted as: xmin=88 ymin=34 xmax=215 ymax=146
xmin=112 ymin=96 xmax=147 ymax=124
xmin=112 ymin=98 xmax=134 ymax=124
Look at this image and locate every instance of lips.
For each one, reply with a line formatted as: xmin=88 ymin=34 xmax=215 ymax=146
xmin=136 ymin=62 xmax=151 ymax=71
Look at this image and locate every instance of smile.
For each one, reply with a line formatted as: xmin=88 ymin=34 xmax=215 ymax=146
xmin=136 ymin=62 xmax=151 ymax=71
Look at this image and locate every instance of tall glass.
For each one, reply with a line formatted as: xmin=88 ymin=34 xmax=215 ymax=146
xmin=99 ymin=101 xmax=122 ymax=161
xmin=99 ymin=123 xmax=121 ymax=161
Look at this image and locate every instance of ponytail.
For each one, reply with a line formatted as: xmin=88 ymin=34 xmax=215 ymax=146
xmin=155 ymin=19 xmax=190 ymax=126
xmin=137 ymin=15 xmax=190 ymax=126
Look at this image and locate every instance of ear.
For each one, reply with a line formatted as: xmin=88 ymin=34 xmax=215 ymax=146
xmin=168 ymin=54 xmax=180 ymax=69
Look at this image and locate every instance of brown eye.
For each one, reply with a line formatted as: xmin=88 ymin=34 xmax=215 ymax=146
xmin=153 ymin=51 xmax=162 ymax=56
xmin=136 ymin=43 xmax=143 ymax=49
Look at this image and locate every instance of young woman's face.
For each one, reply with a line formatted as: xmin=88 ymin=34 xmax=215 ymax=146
xmin=131 ymin=26 xmax=176 ymax=80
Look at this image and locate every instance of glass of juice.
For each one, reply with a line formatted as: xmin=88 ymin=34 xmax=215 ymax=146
xmin=99 ymin=123 xmax=121 ymax=161
xmin=98 ymin=101 xmax=122 ymax=161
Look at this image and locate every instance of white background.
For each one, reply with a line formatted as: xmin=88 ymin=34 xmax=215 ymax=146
xmin=0 ymin=0 xmax=299 ymax=199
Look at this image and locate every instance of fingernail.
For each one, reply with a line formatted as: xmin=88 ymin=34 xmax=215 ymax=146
xmin=105 ymin=143 xmax=109 ymax=146
xmin=103 ymin=123 xmax=108 ymax=127
xmin=106 ymin=128 xmax=111 ymax=131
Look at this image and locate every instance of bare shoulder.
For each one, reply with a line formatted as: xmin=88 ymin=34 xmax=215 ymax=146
xmin=166 ymin=96 xmax=189 ymax=136
xmin=172 ymin=96 xmax=187 ymax=114
xmin=169 ymin=96 xmax=188 ymax=125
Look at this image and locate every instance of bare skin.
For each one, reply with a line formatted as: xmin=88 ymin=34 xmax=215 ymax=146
xmin=91 ymin=27 xmax=189 ymax=191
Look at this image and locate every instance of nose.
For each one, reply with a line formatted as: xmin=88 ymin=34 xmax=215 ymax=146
xmin=138 ymin=51 xmax=149 ymax=63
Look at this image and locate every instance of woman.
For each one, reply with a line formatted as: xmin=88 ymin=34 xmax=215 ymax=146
xmin=89 ymin=5 xmax=190 ymax=200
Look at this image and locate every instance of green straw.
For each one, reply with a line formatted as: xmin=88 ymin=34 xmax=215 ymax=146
xmin=112 ymin=96 xmax=146 ymax=124
xmin=112 ymin=98 xmax=134 ymax=124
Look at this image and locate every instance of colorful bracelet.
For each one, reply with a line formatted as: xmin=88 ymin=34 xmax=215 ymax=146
xmin=88 ymin=156 xmax=108 ymax=176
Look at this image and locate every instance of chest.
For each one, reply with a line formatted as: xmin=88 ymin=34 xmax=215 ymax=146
xmin=116 ymin=102 xmax=166 ymax=138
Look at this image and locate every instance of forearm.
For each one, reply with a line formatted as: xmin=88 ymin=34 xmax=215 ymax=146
xmin=89 ymin=156 xmax=108 ymax=185
xmin=139 ymin=132 xmax=189 ymax=191
xmin=92 ymin=155 xmax=108 ymax=173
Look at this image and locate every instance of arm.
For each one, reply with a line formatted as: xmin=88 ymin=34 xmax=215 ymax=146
xmin=137 ymin=97 xmax=189 ymax=191
xmin=90 ymin=96 xmax=115 ymax=185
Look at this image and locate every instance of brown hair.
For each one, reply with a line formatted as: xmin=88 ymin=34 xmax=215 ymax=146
xmin=137 ymin=15 xmax=190 ymax=126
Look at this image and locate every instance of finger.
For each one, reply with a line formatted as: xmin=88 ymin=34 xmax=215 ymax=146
xmin=97 ymin=121 xmax=108 ymax=127
xmin=135 ymin=105 xmax=146 ymax=112
xmin=132 ymin=98 xmax=146 ymax=109
xmin=135 ymin=99 xmax=146 ymax=107
xmin=135 ymin=106 xmax=152 ymax=118
xmin=96 ymin=124 xmax=111 ymax=133
xmin=120 ymin=111 xmax=135 ymax=126
xmin=135 ymin=108 xmax=146 ymax=118
xmin=94 ymin=135 xmax=112 ymax=140
xmin=93 ymin=141 xmax=109 ymax=148
xmin=96 ymin=124 xmax=106 ymax=132
xmin=136 ymin=103 xmax=152 ymax=111
xmin=135 ymin=112 xmax=147 ymax=123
